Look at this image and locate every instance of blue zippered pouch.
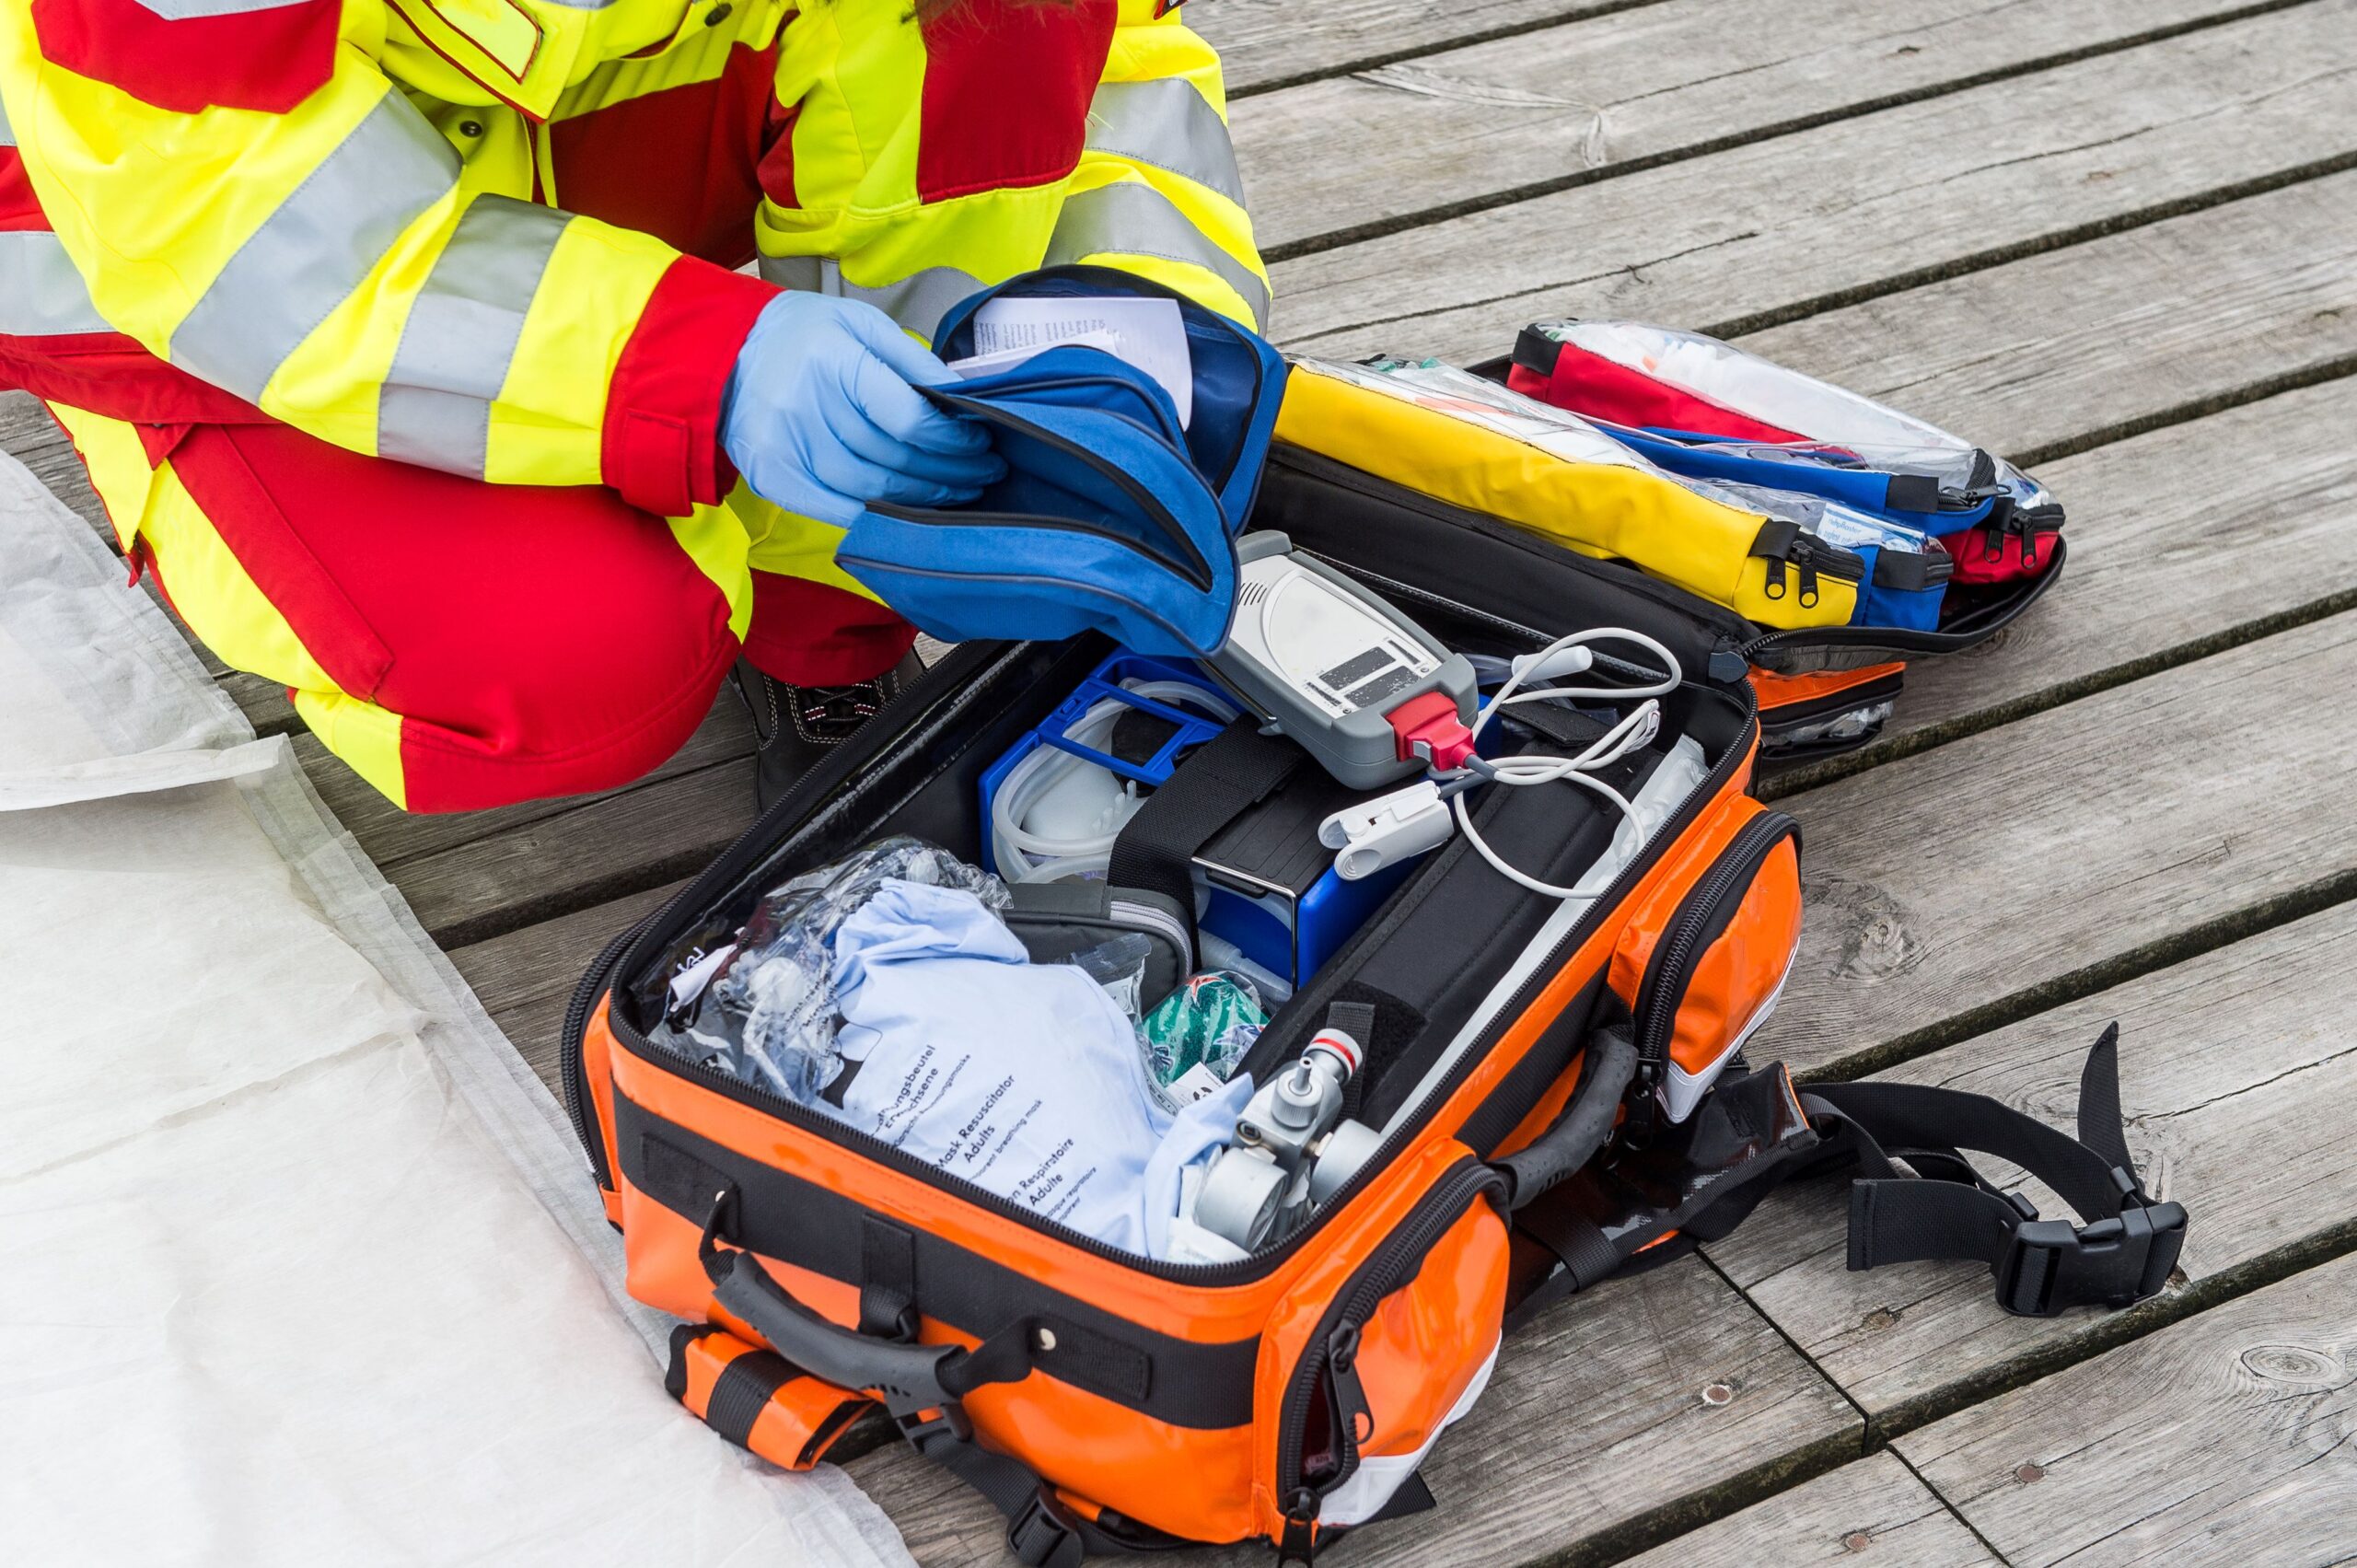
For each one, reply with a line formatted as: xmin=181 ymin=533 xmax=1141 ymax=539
xmin=837 ymin=268 xmax=1288 ymax=657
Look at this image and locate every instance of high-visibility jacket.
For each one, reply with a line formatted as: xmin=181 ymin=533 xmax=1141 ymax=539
xmin=0 ymin=0 xmax=1267 ymax=524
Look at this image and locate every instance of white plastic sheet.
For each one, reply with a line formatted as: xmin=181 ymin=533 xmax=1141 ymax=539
xmin=0 ymin=452 xmax=915 ymax=1568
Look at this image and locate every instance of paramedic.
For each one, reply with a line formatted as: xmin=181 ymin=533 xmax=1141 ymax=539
xmin=0 ymin=0 xmax=1267 ymax=811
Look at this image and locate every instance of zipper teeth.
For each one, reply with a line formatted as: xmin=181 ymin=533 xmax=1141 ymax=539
xmin=1636 ymin=812 xmax=1795 ymax=1068
xmin=836 ymin=556 xmax=1216 ymax=664
xmin=923 ymin=393 xmax=1213 ymax=590
xmin=559 ymin=909 xmax=668 ymax=1190
xmin=1109 ymin=898 xmax=1196 ymax=969
xmin=1308 ymin=553 xmax=1671 ymax=687
xmin=1277 ymin=1158 xmax=1504 ymax=1503
xmin=1743 ymin=533 xmax=2065 ymax=659
xmin=1240 ymin=688 xmax=1759 ymax=1249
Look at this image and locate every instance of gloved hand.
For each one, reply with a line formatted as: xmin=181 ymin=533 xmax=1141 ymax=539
xmin=722 ymin=292 xmax=1003 ymax=528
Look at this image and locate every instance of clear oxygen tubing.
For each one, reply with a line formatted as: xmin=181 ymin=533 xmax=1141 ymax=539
xmin=1446 ymin=628 xmax=1684 ymax=900
xmin=990 ymin=679 xmax=1241 ymax=882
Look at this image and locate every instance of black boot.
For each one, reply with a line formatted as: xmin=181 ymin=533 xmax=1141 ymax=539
xmin=735 ymin=653 xmax=921 ymax=814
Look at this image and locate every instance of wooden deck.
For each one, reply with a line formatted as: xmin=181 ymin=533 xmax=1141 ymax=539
xmin=9 ymin=1 xmax=2355 ymax=1558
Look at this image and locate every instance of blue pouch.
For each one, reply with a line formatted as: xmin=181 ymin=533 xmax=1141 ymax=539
xmin=837 ymin=268 xmax=1288 ymax=657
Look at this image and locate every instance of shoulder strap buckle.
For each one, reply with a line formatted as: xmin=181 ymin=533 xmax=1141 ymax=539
xmin=1997 ymin=1197 xmax=2187 ymax=1317
xmin=1007 ymin=1485 xmax=1086 ymax=1568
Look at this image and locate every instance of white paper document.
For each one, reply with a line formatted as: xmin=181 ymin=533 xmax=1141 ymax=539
xmin=969 ymin=295 xmax=1194 ymax=427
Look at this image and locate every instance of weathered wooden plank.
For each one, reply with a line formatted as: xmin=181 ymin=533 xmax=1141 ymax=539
xmin=305 ymin=690 xmax=753 ymax=870
xmin=1713 ymin=897 xmax=2357 ymax=1434
xmin=0 ymin=389 xmax=99 ymax=527
xmin=1198 ymin=0 xmax=1664 ymax=97
xmin=1620 ymin=1452 xmax=1998 ymax=1568
xmin=848 ymin=1254 xmax=1861 ymax=1568
xmin=1894 ymin=1249 xmax=2357 ymax=1566
xmin=1233 ymin=0 xmax=2257 ymax=253
xmin=448 ymin=878 xmax=692 ymax=1089
xmin=1267 ymin=4 xmax=2357 ymax=362
xmin=1734 ymin=171 xmax=2357 ymax=464
xmin=1767 ymin=376 xmax=2357 ymax=793
xmin=1768 ymin=610 xmax=2357 ymax=1080
xmin=394 ymin=749 xmax=753 ymax=947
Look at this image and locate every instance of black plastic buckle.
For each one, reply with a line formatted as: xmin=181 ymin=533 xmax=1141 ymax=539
xmin=1995 ymin=1200 xmax=2187 ymax=1316
xmin=1007 ymin=1484 xmax=1085 ymax=1568
xmin=895 ymin=1400 xmax=973 ymax=1457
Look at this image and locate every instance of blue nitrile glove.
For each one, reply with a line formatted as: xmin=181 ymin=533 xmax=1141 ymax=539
xmin=722 ymin=292 xmax=1003 ymax=528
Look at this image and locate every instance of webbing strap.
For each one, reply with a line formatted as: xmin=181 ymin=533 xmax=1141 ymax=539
xmin=1805 ymin=1026 xmax=2187 ymax=1317
xmin=1106 ymin=721 xmax=1303 ymax=949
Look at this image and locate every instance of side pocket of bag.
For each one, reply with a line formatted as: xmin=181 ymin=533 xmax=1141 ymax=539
xmin=1608 ymin=798 xmax=1802 ymax=1126
xmin=1260 ymin=1142 xmax=1511 ymax=1544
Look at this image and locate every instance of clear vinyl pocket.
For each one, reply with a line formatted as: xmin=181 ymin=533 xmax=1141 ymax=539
xmin=1608 ymin=797 xmax=1802 ymax=1129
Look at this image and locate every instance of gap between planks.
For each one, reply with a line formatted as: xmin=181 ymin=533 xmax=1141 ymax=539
xmin=1236 ymin=0 xmax=2316 ymax=260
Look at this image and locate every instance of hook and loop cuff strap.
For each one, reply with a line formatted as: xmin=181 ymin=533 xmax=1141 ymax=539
xmin=1805 ymin=1025 xmax=2187 ymax=1317
xmin=666 ymin=1324 xmax=869 ymax=1471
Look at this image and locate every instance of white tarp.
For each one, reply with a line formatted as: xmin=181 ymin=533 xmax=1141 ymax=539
xmin=0 ymin=451 xmax=915 ymax=1568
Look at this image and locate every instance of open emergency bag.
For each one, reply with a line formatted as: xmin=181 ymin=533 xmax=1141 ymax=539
xmin=561 ymin=277 xmax=2174 ymax=1565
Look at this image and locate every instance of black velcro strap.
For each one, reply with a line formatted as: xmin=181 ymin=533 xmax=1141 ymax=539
xmin=1107 ymin=722 xmax=1303 ymax=948
xmin=1515 ymin=1202 xmax=1623 ymax=1295
xmin=1033 ymin=1315 xmax=1151 ymax=1405
xmin=707 ymin=1350 xmax=799 ymax=1448
xmin=665 ymin=1322 xmax=722 ymax=1400
xmin=861 ymin=1218 xmax=919 ymax=1340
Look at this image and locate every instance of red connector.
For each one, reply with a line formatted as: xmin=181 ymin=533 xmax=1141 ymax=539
xmin=1387 ymin=691 xmax=1477 ymax=772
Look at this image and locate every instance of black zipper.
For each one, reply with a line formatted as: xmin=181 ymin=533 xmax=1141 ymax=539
xmin=1757 ymin=670 xmax=1905 ymax=729
xmin=833 ymin=554 xmax=1222 ymax=661
xmin=1627 ymin=809 xmax=1798 ymax=1131
xmin=1275 ymin=1156 xmax=1508 ymax=1527
xmin=1755 ymin=526 xmax=1866 ymax=611
xmin=559 ymin=905 xmax=666 ymax=1192
xmin=589 ymin=662 xmax=1758 ymax=1286
xmin=1740 ymin=533 xmax=2067 ymax=666
xmin=907 ymin=389 xmax=1214 ymax=591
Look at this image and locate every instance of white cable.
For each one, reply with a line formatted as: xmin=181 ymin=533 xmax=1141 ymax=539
xmin=1446 ymin=628 xmax=1683 ymax=899
xmin=990 ymin=679 xmax=1240 ymax=882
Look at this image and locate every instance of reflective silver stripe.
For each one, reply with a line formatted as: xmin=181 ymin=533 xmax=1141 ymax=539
xmin=0 ymin=230 xmax=110 ymax=335
xmin=756 ymin=254 xmax=981 ymax=339
xmin=172 ymin=91 xmax=460 ymax=402
xmin=1045 ymin=181 xmax=1271 ymax=329
xmin=1085 ymin=80 xmax=1247 ymax=209
xmin=758 ymin=253 xmax=829 ymax=292
xmin=853 ymin=265 xmax=984 ymax=339
xmin=377 ymin=197 xmax=570 ymax=476
xmin=130 ymin=0 xmax=321 ymax=17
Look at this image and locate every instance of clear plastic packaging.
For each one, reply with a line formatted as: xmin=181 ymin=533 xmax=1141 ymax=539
xmin=665 ymin=836 xmax=1009 ymax=1102
xmin=1072 ymin=931 xmax=1155 ymax=1020
xmin=1139 ymin=971 xmax=1268 ymax=1103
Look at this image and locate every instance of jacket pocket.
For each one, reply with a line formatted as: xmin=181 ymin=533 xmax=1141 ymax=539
xmin=1608 ymin=797 xmax=1802 ymax=1126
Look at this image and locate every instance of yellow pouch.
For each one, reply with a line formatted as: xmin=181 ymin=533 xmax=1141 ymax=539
xmin=1272 ymin=359 xmax=1858 ymax=630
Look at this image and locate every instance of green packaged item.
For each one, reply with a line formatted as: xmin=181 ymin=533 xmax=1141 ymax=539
xmin=1140 ymin=971 xmax=1267 ymax=1105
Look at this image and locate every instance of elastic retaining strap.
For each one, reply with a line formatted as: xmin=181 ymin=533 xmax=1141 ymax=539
xmin=1107 ymin=721 xmax=1303 ymax=951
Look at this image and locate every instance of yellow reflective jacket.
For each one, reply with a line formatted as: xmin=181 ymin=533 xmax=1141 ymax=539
xmin=0 ymin=0 xmax=1266 ymax=518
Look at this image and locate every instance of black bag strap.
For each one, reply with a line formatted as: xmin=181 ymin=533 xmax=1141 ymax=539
xmin=1802 ymin=1025 xmax=2187 ymax=1317
xmin=1107 ymin=720 xmax=1302 ymax=951
xmin=696 ymin=1192 xmax=1122 ymax=1565
xmin=1506 ymin=1026 xmax=2184 ymax=1325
